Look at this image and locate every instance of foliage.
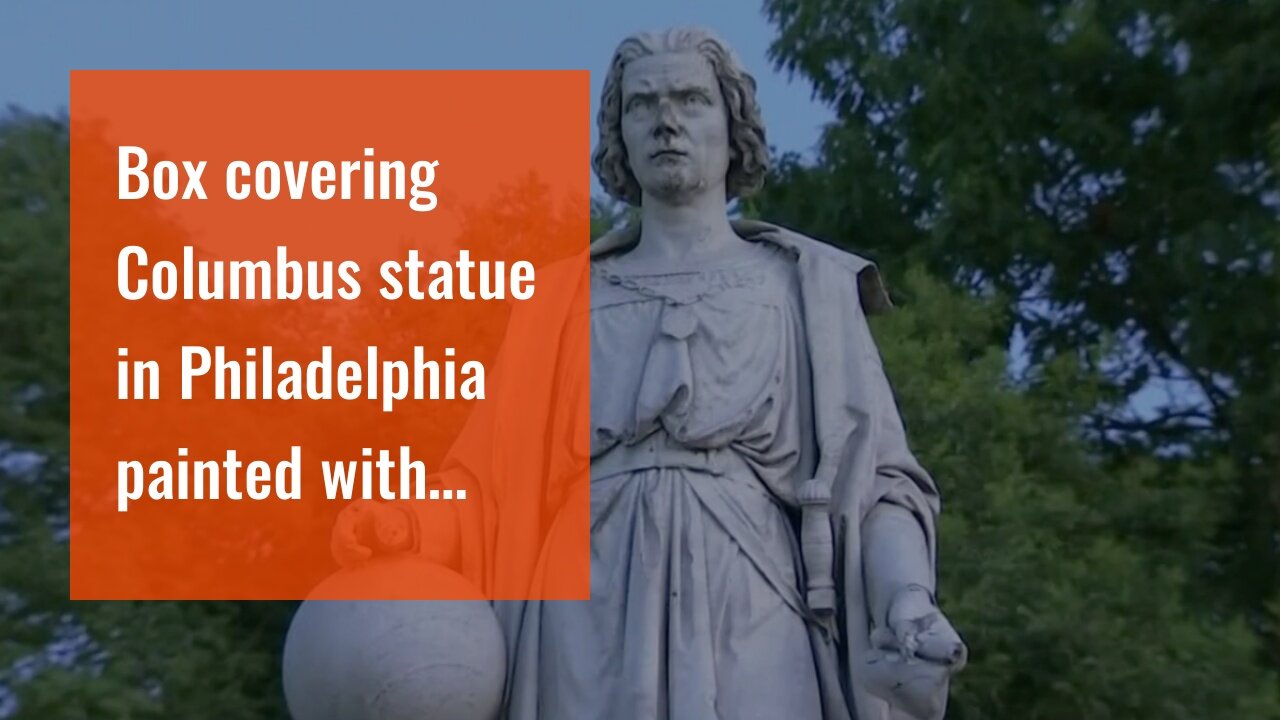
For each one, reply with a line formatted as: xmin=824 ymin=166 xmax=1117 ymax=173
xmin=874 ymin=269 xmax=1278 ymax=718
xmin=761 ymin=0 xmax=1279 ymax=440
xmin=758 ymin=0 xmax=1279 ymax=688
xmin=0 ymin=111 xmax=294 ymax=719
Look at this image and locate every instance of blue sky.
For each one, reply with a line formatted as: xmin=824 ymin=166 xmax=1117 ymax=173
xmin=1 ymin=0 xmax=832 ymax=161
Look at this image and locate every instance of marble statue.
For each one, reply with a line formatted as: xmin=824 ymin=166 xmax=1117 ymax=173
xmin=330 ymin=26 xmax=967 ymax=720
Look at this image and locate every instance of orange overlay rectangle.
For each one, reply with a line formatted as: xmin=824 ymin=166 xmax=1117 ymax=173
xmin=70 ymin=70 xmax=591 ymax=600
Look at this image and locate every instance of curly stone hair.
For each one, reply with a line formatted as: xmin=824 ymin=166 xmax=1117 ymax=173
xmin=592 ymin=27 xmax=770 ymax=206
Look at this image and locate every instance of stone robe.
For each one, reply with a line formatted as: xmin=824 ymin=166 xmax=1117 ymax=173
xmin=418 ymin=220 xmax=943 ymax=720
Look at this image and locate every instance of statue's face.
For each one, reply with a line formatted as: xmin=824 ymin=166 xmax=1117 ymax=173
xmin=620 ymin=51 xmax=731 ymax=204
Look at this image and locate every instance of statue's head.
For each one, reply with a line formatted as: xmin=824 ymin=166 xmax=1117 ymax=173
xmin=593 ymin=27 xmax=769 ymax=206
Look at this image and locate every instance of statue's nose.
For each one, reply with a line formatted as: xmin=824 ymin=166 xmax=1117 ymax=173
xmin=653 ymin=100 xmax=680 ymax=137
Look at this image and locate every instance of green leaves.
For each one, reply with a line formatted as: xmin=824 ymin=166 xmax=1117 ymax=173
xmin=757 ymin=0 xmax=1280 ymax=711
xmin=0 ymin=111 xmax=68 ymax=456
xmin=871 ymin=271 xmax=1280 ymax=718
xmin=0 ymin=112 xmax=295 ymax=720
xmin=761 ymin=0 xmax=1280 ymax=439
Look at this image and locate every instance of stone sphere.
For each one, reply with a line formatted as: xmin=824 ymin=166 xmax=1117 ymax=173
xmin=282 ymin=556 xmax=506 ymax=720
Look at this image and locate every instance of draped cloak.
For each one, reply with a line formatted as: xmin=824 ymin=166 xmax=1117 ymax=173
xmin=410 ymin=219 xmax=944 ymax=720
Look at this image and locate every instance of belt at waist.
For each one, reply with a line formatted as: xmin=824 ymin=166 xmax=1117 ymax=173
xmin=591 ymin=433 xmax=827 ymax=632
xmin=591 ymin=433 xmax=754 ymax=482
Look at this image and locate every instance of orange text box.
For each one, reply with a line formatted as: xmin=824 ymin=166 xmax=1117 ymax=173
xmin=70 ymin=70 xmax=590 ymax=600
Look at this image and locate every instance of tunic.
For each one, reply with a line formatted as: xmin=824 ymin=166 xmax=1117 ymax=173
xmin=457 ymin=220 xmax=945 ymax=720
xmin=505 ymin=240 xmax=828 ymax=719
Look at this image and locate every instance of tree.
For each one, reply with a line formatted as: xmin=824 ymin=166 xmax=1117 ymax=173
xmin=874 ymin=268 xmax=1278 ymax=718
xmin=0 ymin=111 xmax=293 ymax=719
xmin=758 ymin=0 xmax=1279 ymax=663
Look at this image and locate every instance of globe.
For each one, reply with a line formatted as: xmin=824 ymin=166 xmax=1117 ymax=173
xmin=282 ymin=555 xmax=506 ymax=720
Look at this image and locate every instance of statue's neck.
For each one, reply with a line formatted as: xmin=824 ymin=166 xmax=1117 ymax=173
xmin=632 ymin=192 xmax=740 ymax=263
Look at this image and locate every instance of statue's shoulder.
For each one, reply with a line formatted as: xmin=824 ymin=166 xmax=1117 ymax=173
xmin=588 ymin=219 xmax=893 ymax=314
xmin=589 ymin=225 xmax=640 ymax=260
xmin=735 ymin=219 xmax=893 ymax=315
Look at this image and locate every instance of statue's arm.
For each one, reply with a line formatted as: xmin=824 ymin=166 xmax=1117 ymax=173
xmin=848 ymin=282 xmax=942 ymax=627
xmin=396 ymin=467 xmax=480 ymax=570
xmin=846 ymin=296 xmax=965 ymax=719
xmin=863 ymin=501 xmax=934 ymax=633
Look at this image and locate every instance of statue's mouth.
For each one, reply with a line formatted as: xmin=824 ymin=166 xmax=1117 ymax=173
xmin=651 ymin=149 xmax=688 ymax=159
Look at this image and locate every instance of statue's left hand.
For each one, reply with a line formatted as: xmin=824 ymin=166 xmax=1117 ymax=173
xmin=861 ymin=586 xmax=967 ymax=720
